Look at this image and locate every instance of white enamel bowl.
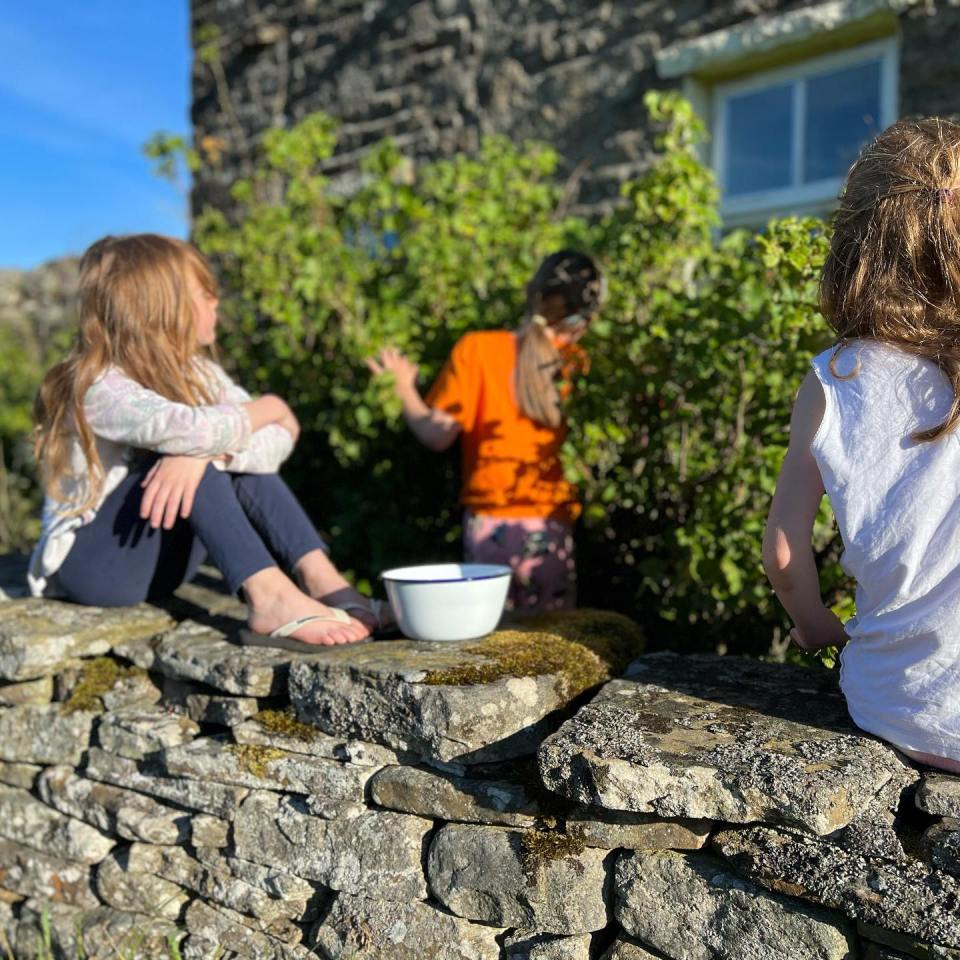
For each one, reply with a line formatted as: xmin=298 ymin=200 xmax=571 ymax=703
xmin=381 ymin=563 xmax=512 ymax=642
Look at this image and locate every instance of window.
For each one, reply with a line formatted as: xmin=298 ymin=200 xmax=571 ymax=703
xmin=712 ymin=39 xmax=897 ymax=225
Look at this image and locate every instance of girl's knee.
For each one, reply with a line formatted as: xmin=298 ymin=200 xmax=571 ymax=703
xmin=191 ymin=461 xmax=235 ymax=502
xmin=229 ymin=471 xmax=283 ymax=495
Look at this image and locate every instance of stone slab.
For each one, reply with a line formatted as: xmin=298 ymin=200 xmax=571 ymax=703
xmin=94 ymin=850 xmax=189 ymax=920
xmin=311 ymin=891 xmax=505 ymax=960
xmin=291 ymin=610 xmax=644 ymax=764
xmin=0 ymin=839 xmax=98 ymax=907
xmin=857 ymin=921 xmax=960 ymax=960
xmin=714 ymin=825 xmax=960 ymax=949
xmin=922 ymin=819 xmax=960 ymax=879
xmin=538 ymin=652 xmax=917 ymax=835
xmin=825 ymin=773 xmax=910 ymax=861
xmin=235 ymin=712 xmax=402 ymax=766
xmin=146 ymin=618 xmax=316 ymax=696
xmin=54 ymin=662 xmax=162 ymax=714
xmin=917 ymin=774 xmax=960 ymax=819
xmin=505 ymin=930 xmax=592 ymax=960
xmin=194 ymin=845 xmax=319 ymax=920
xmin=565 ymin=807 xmax=711 ymax=851
xmin=234 ymin=790 xmax=430 ymax=900
xmin=0 ymin=703 xmax=96 ymax=764
xmin=191 ymin=813 xmax=231 ymax=848
xmin=428 ymin=823 xmax=609 ymax=934
xmin=161 ymin=735 xmax=375 ymax=799
xmin=0 ymin=785 xmax=114 ymax=863
xmin=186 ymin=692 xmax=261 ymax=726
xmin=179 ymin=938 xmax=243 ymax=960
xmin=0 ymin=761 xmax=40 ymax=790
xmin=184 ymin=899 xmax=315 ymax=960
xmin=97 ymin=705 xmax=200 ymax=759
xmin=85 ymin=746 xmax=249 ymax=819
xmin=616 ymin=850 xmax=855 ymax=960
xmin=128 ymin=842 xmax=307 ymax=931
xmin=0 ymin=597 xmax=174 ymax=681
xmin=0 ymin=675 xmax=52 ymax=707
xmin=599 ymin=938 xmax=666 ymax=960
xmin=370 ymin=763 xmax=542 ymax=827
xmin=37 ymin=766 xmax=191 ymax=845
xmin=99 ymin=671 xmax=164 ymax=711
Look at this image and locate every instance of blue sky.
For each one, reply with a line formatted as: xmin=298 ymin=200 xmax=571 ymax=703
xmin=0 ymin=3 xmax=190 ymax=269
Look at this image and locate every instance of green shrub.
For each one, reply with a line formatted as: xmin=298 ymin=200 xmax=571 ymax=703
xmin=146 ymin=92 xmax=848 ymax=654
xmin=0 ymin=326 xmax=43 ymax=553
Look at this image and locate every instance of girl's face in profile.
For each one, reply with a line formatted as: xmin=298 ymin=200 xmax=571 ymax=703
xmin=190 ymin=275 xmax=219 ymax=347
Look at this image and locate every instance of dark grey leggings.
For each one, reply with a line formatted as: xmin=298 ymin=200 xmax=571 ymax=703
xmin=56 ymin=456 xmax=326 ymax=606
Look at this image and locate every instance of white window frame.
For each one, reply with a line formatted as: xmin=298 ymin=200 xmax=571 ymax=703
xmin=711 ymin=37 xmax=898 ymax=226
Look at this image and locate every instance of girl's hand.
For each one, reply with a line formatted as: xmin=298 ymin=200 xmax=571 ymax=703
xmin=243 ymin=394 xmax=297 ymax=434
xmin=277 ymin=406 xmax=300 ymax=444
xmin=140 ymin=456 xmax=211 ymax=530
xmin=366 ymin=347 xmax=419 ymax=396
xmin=790 ymin=607 xmax=848 ymax=652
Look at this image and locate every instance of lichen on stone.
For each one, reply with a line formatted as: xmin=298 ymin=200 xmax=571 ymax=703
xmin=253 ymin=706 xmax=321 ymax=742
xmin=519 ymin=828 xmax=586 ymax=882
xmin=227 ymin=743 xmax=287 ymax=779
xmin=421 ymin=609 xmax=644 ymax=700
xmin=61 ymin=657 xmax=145 ymax=714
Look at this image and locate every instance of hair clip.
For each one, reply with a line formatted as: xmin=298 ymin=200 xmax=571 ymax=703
xmin=936 ymin=187 xmax=955 ymax=203
xmin=558 ymin=312 xmax=586 ymax=330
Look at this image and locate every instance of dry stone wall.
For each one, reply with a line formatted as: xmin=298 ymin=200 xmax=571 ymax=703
xmin=0 ymin=552 xmax=958 ymax=959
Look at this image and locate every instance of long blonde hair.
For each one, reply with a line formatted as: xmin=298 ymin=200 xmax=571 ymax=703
xmin=514 ymin=251 xmax=603 ymax=428
xmin=34 ymin=234 xmax=220 ymax=512
xmin=821 ymin=117 xmax=960 ymax=441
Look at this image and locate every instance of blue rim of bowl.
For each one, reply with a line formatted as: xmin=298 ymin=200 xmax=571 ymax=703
xmin=380 ymin=567 xmax=511 ymax=585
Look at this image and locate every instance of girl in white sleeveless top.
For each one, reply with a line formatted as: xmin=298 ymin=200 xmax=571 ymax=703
xmin=764 ymin=117 xmax=960 ymax=773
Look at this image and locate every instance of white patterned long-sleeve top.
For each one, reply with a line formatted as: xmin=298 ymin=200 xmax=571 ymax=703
xmin=27 ymin=359 xmax=294 ymax=596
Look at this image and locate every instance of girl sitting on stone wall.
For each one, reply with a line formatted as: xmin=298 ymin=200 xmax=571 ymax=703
xmin=29 ymin=233 xmax=389 ymax=648
xmin=367 ymin=250 xmax=603 ymax=613
xmin=764 ymin=118 xmax=960 ymax=773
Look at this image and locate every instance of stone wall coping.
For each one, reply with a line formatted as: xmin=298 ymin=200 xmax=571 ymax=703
xmin=655 ymin=0 xmax=921 ymax=79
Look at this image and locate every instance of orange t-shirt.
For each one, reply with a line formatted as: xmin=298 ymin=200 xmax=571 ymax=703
xmin=425 ymin=330 xmax=583 ymax=524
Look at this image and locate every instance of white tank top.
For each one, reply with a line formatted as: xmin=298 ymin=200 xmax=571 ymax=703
xmin=812 ymin=340 xmax=960 ymax=759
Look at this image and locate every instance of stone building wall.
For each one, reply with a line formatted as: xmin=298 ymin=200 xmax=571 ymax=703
xmin=0 ymin=554 xmax=958 ymax=959
xmin=188 ymin=1 xmax=960 ymax=218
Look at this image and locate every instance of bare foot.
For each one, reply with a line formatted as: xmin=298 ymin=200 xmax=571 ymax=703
xmin=295 ymin=550 xmax=397 ymax=631
xmin=243 ymin=567 xmax=369 ymax=646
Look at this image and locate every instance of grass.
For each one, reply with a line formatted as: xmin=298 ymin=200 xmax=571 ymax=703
xmin=0 ymin=904 xmax=208 ymax=960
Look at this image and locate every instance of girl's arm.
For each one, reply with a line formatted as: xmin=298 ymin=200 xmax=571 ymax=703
xmin=85 ymin=368 xmax=295 ymax=467
xmin=762 ymin=371 xmax=847 ymax=651
xmin=85 ymin=369 xmax=252 ymax=458
xmin=204 ymin=362 xmax=297 ymax=473
xmin=367 ymin=348 xmax=461 ymax=452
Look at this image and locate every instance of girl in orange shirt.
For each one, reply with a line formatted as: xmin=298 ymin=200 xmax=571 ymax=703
xmin=368 ymin=251 xmax=604 ymax=612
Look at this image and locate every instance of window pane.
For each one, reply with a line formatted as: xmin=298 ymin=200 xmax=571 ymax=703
xmin=724 ymin=83 xmax=793 ymax=197
xmin=804 ymin=60 xmax=882 ymax=183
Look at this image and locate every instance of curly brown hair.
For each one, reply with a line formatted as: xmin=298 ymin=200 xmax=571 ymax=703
xmin=820 ymin=117 xmax=960 ymax=441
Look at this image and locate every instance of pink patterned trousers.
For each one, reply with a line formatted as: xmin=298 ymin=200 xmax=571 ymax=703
xmin=463 ymin=511 xmax=576 ymax=613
